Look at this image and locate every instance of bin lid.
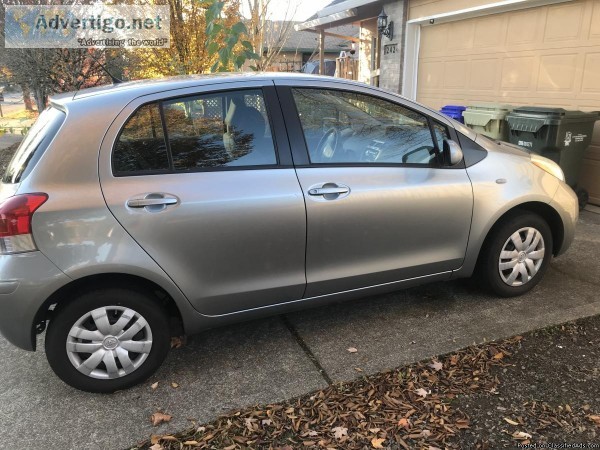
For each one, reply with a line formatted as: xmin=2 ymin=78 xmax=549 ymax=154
xmin=440 ymin=105 xmax=466 ymax=111
xmin=512 ymin=106 xmax=598 ymax=120
xmin=466 ymin=103 xmax=514 ymax=112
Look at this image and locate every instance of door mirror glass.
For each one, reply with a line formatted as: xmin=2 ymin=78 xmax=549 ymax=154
xmin=443 ymin=139 xmax=463 ymax=166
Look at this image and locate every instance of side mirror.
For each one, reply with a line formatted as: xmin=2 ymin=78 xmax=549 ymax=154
xmin=443 ymin=139 xmax=464 ymax=166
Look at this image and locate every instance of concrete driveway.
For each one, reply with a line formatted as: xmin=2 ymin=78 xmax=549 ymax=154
xmin=1 ymin=211 xmax=599 ymax=450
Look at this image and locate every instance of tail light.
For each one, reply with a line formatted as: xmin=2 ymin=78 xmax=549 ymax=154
xmin=0 ymin=193 xmax=48 ymax=254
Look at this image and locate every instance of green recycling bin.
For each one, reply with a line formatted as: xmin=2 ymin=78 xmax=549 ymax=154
xmin=463 ymin=103 xmax=513 ymax=141
xmin=506 ymin=107 xmax=599 ymax=188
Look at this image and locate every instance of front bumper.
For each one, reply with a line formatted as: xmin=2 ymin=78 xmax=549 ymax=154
xmin=0 ymin=251 xmax=70 ymax=351
xmin=550 ymin=181 xmax=579 ymax=256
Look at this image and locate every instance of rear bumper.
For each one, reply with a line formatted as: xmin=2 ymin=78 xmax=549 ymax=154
xmin=0 ymin=251 xmax=70 ymax=351
xmin=550 ymin=182 xmax=579 ymax=256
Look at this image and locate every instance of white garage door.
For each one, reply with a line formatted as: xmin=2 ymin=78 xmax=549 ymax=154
xmin=416 ymin=0 xmax=600 ymax=112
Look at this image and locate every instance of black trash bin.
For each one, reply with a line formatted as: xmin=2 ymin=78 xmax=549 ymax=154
xmin=506 ymin=107 xmax=598 ymax=204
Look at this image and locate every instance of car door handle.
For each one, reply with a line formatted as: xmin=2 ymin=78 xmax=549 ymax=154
xmin=307 ymin=183 xmax=351 ymax=200
xmin=308 ymin=187 xmax=350 ymax=196
xmin=127 ymin=198 xmax=178 ymax=208
xmin=127 ymin=194 xmax=179 ymax=211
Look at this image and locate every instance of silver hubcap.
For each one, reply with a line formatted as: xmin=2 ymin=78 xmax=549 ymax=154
xmin=66 ymin=307 xmax=153 ymax=380
xmin=499 ymin=227 xmax=545 ymax=287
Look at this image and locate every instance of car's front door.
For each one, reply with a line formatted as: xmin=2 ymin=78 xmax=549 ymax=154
xmin=99 ymin=83 xmax=306 ymax=316
xmin=278 ymin=83 xmax=474 ymax=297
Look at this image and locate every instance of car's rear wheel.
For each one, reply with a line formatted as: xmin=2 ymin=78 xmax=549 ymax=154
xmin=480 ymin=212 xmax=553 ymax=297
xmin=45 ymin=288 xmax=170 ymax=393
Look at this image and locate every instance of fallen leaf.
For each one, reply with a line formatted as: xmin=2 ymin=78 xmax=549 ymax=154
xmin=150 ymin=435 xmax=161 ymax=445
xmin=151 ymin=382 xmax=159 ymax=390
xmin=421 ymin=429 xmax=432 ymax=437
xmin=493 ymin=351 xmax=504 ymax=360
xmin=369 ymin=428 xmax=380 ymax=433
xmin=429 ymin=361 xmax=443 ymax=372
xmin=183 ymin=441 xmax=199 ymax=446
xmin=303 ymin=441 xmax=316 ymax=446
xmin=171 ymin=382 xmax=179 ymax=389
xmin=512 ymin=431 xmax=532 ymax=440
xmin=151 ymin=412 xmax=172 ymax=427
xmin=262 ymin=419 xmax=273 ymax=426
xmin=504 ymin=417 xmax=519 ymax=426
xmin=307 ymin=430 xmax=318 ymax=437
xmin=347 ymin=347 xmax=358 ymax=353
xmin=587 ymin=415 xmax=600 ymax=425
xmin=332 ymin=426 xmax=348 ymax=439
xmin=398 ymin=418 xmax=410 ymax=429
xmin=429 ymin=447 xmax=442 ymax=450
xmin=149 ymin=444 xmax=163 ymax=450
xmin=415 ymin=388 xmax=428 ymax=398
xmin=170 ymin=336 xmax=185 ymax=349
xmin=371 ymin=437 xmax=385 ymax=448
xmin=355 ymin=367 xmax=363 ymax=372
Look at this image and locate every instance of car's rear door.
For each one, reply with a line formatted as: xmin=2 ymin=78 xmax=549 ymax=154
xmin=276 ymin=80 xmax=474 ymax=297
xmin=99 ymin=81 xmax=306 ymax=316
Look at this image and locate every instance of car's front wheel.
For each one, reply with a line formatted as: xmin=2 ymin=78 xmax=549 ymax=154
xmin=45 ymin=287 xmax=171 ymax=393
xmin=480 ymin=212 xmax=553 ymax=297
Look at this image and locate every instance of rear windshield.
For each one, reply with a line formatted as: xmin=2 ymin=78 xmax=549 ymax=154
xmin=2 ymin=107 xmax=65 ymax=184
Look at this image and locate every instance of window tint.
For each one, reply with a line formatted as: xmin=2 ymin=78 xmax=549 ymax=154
xmin=113 ymin=104 xmax=169 ymax=175
xmin=292 ymin=88 xmax=439 ymax=166
xmin=3 ymin=107 xmax=65 ymax=184
xmin=162 ymin=89 xmax=277 ymax=171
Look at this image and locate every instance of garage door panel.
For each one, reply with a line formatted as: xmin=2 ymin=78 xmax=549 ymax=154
xmin=590 ymin=0 xmax=600 ymax=38
xmin=473 ymin=14 xmax=507 ymax=48
xmin=447 ymin=20 xmax=475 ymax=50
xmin=544 ymin=2 xmax=585 ymax=42
xmin=506 ymin=9 xmax=540 ymax=45
xmin=501 ymin=56 xmax=535 ymax=90
xmin=444 ymin=60 xmax=469 ymax=88
xmin=469 ymin=58 xmax=498 ymax=90
xmin=537 ymin=53 xmax=579 ymax=91
xmin=582 ymin=53 xmax=600 ymax=92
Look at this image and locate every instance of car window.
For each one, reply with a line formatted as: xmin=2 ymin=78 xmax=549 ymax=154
xmin=3 ymin=107 xmax=65 ymax=184
xmin=113 ymin=103 xmax=170 ymax=175
xmin=432 ymin=121 xmax=450 ymax=151
xmin=162 ymin=89 xmax=277 ymax=171
xmin=292 ymin=88 xmax=439 ymax=166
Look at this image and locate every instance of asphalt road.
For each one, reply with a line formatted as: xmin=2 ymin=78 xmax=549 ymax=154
xmin=0 ymin=211 xmax=599 ymax=450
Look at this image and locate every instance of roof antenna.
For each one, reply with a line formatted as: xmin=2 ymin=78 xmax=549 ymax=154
xmin=88 ymin=52 xmax=123 ymax=84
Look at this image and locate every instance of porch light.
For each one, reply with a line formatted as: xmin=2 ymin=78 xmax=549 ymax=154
xmin=377 ymin=8 xmax=393 ymax=40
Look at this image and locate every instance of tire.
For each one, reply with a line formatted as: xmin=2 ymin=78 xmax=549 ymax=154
xmin=45 ymin=287 xmax=170 ymax=393
xmin=479 ymin=212 xmax=553 ymax=297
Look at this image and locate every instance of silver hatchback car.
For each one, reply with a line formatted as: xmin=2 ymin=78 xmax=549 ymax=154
xmin=0 ymin=74 xmax=578 ymax=392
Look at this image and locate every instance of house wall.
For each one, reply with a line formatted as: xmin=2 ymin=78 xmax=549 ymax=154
xmin=378 ymin=0 xmax=408 ymax=93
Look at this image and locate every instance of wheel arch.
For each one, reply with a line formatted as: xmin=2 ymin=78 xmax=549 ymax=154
xmin=477 ymin=201 xmax=564 ymax=265
xmin=33 ymin=273 xmax=185 ymax=345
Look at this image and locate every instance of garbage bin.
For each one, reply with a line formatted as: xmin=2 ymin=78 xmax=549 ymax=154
xmin=463 ymin=103 xmax=513 ymax=141
xmin=440 ymin=105 xmax=466 ymax=124
xmin=506 ymin=107 xmax=599 ymax=190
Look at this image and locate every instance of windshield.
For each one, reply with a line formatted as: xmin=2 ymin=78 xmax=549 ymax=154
xmin=2 ymin=107 xmax=65 ymax=184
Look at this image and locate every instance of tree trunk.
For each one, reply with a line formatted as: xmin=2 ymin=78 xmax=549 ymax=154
xmin=22 ymin=86 xmax=34 ymax=111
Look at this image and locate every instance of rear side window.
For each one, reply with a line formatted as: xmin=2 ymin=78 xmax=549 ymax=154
xmin=3 ymin=107 xmax=65 ymax=184
xmin=112 ymin=89 xmax=277 ymax=176
xmin=162 ymin=89 xmax=277 ymax=171
xmin=113 ymin=104 xmax=170 ymax=175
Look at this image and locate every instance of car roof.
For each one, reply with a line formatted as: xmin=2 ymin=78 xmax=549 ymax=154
xmin=50 ymin=72 xmax=364 ymax=106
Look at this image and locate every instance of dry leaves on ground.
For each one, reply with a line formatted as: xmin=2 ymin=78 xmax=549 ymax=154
xmin=138 ymin=336 xmax=522 ymax=449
